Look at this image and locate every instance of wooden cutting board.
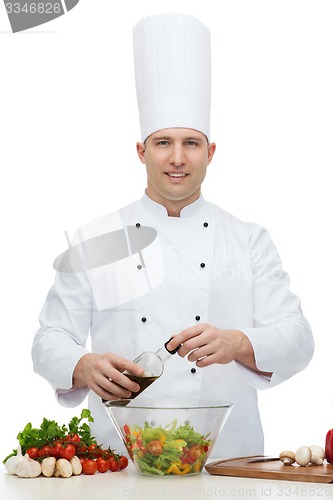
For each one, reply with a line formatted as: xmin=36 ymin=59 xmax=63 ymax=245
xmin=205 ymin=456 xmax=333 ymax=483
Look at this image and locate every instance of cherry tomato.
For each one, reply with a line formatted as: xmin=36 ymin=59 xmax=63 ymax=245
xmin=65 ymin=433 xmax=80 ymax=447
xmin=26 ymin=447 xmax=40 ymax=459
xmin=101 ymin=449 xmax=111 ymax=456
xmin=87 ymin=443 xmax=103 ymax=458
xmin=189 ymin=444 xmax=204 ymax=459
xmin=50 ymin=442 xmax=62 ymax=458
xmin=78 ymin=444 xmax=87 ymax=453
xmin=96 ymin=457 xmax=109 ymax=473
xmin=52 ymin=440 xmax=63 ymax=448
xmin=147 ymin=440 xmax=163 ymax=457
xmin=88 ymin=443 xmax=98 ymax=453
xmin=108 ymin=458 xmax=120 ymax=472
xmin=82 ymin=459 xmax=98 ymax=475
xmin=39 ymin=445 xmax=52 ymax=458
xmin=118 ymin=455 xmax=129 ymax=469
xmin=60 ymin=443 xmax=76 ymax=461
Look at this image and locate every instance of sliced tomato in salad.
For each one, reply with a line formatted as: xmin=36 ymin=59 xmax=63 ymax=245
xmin=147 ymin=440 xmax=163 ymax=456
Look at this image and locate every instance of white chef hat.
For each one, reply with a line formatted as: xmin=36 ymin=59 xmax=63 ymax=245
xmin=133 ymin=13 xmax=211 ymax=142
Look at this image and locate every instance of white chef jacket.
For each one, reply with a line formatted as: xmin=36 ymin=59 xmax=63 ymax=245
xmin=32 ymin=194 xmax=314 ymax=458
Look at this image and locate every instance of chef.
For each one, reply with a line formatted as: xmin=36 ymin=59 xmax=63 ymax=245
xmin=32 ymin=13 xmax=314 ymax=458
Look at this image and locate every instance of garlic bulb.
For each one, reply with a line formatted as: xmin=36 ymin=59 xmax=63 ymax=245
xmin=15 ymin=453 xmax=42 ymax=478
xmin=5 ymin=446 xmax=23 ymax=475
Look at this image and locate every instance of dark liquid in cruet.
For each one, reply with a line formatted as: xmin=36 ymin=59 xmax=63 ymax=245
xmin=102 ymin=374 xmax=159 ymax=406
xmin=126 ymin=374 xmax=159 ymax=398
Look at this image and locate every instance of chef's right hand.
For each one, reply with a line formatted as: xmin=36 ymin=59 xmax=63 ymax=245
xmin=72 ymin=352 xmax=144 ymax=400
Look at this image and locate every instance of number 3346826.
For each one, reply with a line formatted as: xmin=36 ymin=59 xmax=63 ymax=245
xmin=5 ymin=3 xmax=61 ymax=14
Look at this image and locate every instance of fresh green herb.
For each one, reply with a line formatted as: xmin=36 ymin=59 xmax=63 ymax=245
xmin=17 ymin=419 xmax=68 ymax=451
xmin=67 ymin=408 xmax=95 ymax=445
xmin=3 ymin=409 xmax=96 ymax=463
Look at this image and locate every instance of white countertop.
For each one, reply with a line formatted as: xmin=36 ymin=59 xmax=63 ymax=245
xmin=2 ymin=461 xmax=333 ymax=500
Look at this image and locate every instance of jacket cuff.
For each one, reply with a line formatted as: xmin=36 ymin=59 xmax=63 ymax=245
xmin=55 ymin=386 xmax=90 ymax=408
xmin=235 ymin=361 xmax=272 ymax=390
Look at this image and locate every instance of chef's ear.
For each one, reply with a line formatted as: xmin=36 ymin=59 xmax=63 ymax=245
xmin=207 ymin=142 xmax=216 ymax=164
xmin=136 ymin=142 xmax=146 ymax=164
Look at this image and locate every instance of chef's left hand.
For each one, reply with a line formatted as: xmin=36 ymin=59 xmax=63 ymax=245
xmin=167 ymin=324 xmax=266 ymax=374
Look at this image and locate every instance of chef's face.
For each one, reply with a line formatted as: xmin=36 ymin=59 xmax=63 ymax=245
xmin=136 ymin=128 xmax=216 ymax=216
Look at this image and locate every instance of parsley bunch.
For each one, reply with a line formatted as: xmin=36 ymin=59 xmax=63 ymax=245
xmin=3 ymin=409 xmax=95 ymax=463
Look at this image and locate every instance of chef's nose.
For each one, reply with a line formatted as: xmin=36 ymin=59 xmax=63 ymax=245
xmin=169 ymin=145 xmax=186 ymax=166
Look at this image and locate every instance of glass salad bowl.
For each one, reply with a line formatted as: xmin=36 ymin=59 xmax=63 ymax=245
xmin=103 ymin=398 xmax=232 ymax=477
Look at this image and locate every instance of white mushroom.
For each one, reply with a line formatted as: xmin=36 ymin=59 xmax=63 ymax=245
xmin=295 ymin=446 xmax=311 ymax=466
xmin=279 ymin=450 xmax=296 ymax=465
xmin=41 ymin=457 xmax=57 ymax=477
xmin=54 ymin=458 xmax=73 ymax=478
xmin=70 ymin=456 xmax=82 ymax=475
xmin=309 ymin=445 xmax=325 ymax=465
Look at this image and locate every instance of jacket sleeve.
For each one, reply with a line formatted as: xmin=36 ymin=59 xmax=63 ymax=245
xmin=31 ymin=212 xmax=124 ymax=407
xmin=237 ymin=223 xmax=314 ymax=389
xmin=31 ymin=267 xmax=92 ymax=407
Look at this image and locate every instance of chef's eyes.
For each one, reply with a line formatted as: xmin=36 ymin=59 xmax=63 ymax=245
xmin=155 ymin=141 xmax=200 ymax=147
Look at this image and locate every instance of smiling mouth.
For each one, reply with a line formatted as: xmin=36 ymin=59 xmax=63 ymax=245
xmin=166 ymin=173 xmax=188 ymax=178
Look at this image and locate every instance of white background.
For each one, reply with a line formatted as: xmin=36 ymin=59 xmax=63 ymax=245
xmin=0 ymin=0 xmax=332 ymax=460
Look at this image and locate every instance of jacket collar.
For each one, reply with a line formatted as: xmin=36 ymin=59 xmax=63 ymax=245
xmin=142 ymin=191 xmax=205 ymax=218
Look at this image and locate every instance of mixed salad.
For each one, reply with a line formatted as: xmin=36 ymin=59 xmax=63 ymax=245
xmin=123 ymin=420 xmax=211 ymax=476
